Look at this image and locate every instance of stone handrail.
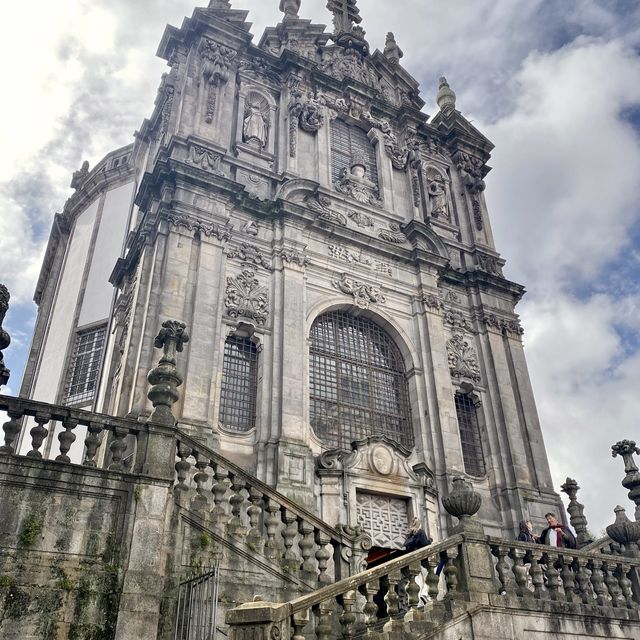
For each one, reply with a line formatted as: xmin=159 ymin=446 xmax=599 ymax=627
xmin=173 ymin=430 xmax=372 ymax=584
xmin=0 ymin=394 xmax=147 ymax=468
xmin=227 ymin=536 xmax=464 ymax=640
xmin=488 ymin=536 xmax=639 ymax=608
xmin=0 ymin=393 xmax=371 ymax=585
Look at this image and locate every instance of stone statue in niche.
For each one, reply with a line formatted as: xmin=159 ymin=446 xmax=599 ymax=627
xmin=243 ymin=93 xmax=270 ymax=149
xmin=427 ymin=171 xmax=450 ymax=221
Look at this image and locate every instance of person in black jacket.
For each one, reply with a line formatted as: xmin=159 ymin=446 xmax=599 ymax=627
xmin=517 ymin=520 xmax=539 ymax=543
xmin=538 ymin=512 xmax=576 ymax=549
xmin=404 ymin=518 xmax=433 ymax=604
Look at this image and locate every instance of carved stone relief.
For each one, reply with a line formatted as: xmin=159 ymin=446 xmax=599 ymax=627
xmin=305 ymin=193 xmax=347 ymax=226
xmin=334 ymin=156 xmax=383 ymax=207
xmin=483 ymin=313 xmax=524 ymax=338
xmin=477 ymin=253 xmax=502 ymax=276
xmin=227 ymin=242 xmax=273 ymax=271
xmin=186 ymin=145 xmax=224 ymax=174
xmin=347 ymin=210 xmax=374 ymax=228
xmin=328 ymin=245 xmax=392 ymax=276
xmin=332 ymin=273 xmax=385 ymax=309
xmin=276 ymin=247 xmax=309 ymax=268
xmin=356 ymin=492 xmax=409 ymax=549
xmin=164 ymin=214 xmax=233 ymax=242
xmin=199 ymin=38 xmax=236 ymax=123
xmin=224 ymin=268 xmax=269 ymax=325
xmin=443 ymin=309 xmax=474 ymax=333
xmin=377 ymin=222 xmax=406 ymax=244
xmin=447 ymin=333 xmax=481 ymax=383
xmin=241 ymin=220 xmax=259 ymax=236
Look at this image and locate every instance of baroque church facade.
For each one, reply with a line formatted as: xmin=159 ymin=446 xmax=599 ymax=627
xmin=19 ymin=0 xmax=561 ymax=547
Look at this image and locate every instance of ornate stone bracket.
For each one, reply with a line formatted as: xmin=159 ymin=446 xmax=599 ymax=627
xmin=483 ymin=313 xmax=524 ymax=338
xmin=305 ymin=193 xmax=347 ymax=226
xmin=164 ymin=214 xmax=233 ymax=242
xmin=227 ymin=242 xmax=273 ymax=271
xmin=275 ymin=247 xmax=309 ymax=268
xmin=199 ymin=38 xmax=237 ymax=123
xmin=0 ymin=284 xmax=11 ymax=388
xmin=288 ymin=82 xmax=325 ymax=158
xmin=225 ymin=268 xmax=269 ymax=325
xmin=376 ymin=222 xmax=406 ymax=244
xmin=147 ymin=320 xmax=190 ymax=426
xmin=454 ymin=151 xmax=487 ymax=231
xmin=447 ymin=333 xmax=481 ymax=383
xmin=332 ymin=272 xmax=385 ymax=309
xmin=334 ymin=160 xmax=382 ymax=207
xmin=186 ymin=144 xmax=224 ymax=175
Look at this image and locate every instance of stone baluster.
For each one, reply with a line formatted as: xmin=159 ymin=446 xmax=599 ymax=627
xmin=383 ymin=569 xmax=401 ymax=622
xmin=545 ymin=553 xmax=561 ymax=602
xmin=108 ymin=425 xmax=129 ymax=471
xmin=314 ymin=530 xmax=332 ymax=585
xmin=558 ymin=555 xmax=579 ymax=604
xmin=603 ymin=561 xmax=625 ymax=608
xmin=529 ymin=549 xmax=545 ymax=600
xmin=147 ymin=320 xmax=189 ymax=426
xmin=338 ymin=590 xmax=357 ymax=639
xmin=403 ymin=560 xmax=421 ymax=611
xmin=615 ymin=562 xmax=637 ymax=609
xmin=174 ymin=441 xmax=192 ymax=492
xmin=246 ymin=486 xmax=264 ymax=550
xmin=227 ymin=473 xmax=247 ymax=537
xmin=443 ymin=548 xmax=459 ymax=599
xmin=361 ymin=579 xmax=381 ymax=639
xmin=211 ymin=464 xmax=229 ymax=529
xmin=83 ymin=421 xmax=104 ymax=466
xmin=313 ymin=600 xmax=333 ymax=640
xmin=191 ymin=453 xmax=211 ymax=511
xmin=574 ymin=557 xmax=593 ymax=604
xmin=509 ymin=547 xmax=529 ymax=598
xmin=299 ymin=519 xmax=316 ymax=575
xmin=492 ymin=544 xmax=511 ymax=595
xmin=292 ymin=610 xmax=309 ymax=640
xmin=0 ymin=284 xmax=11 ymax=388
xmin=588 ymin=558 xmax=608 ymax=606
xmin=612 ymin=440 xmax=640 ymax=521
xmin=27 ymin=412 xmax=50 ymax=458
xmin=282 ymin=508 xmax=301 ymax=572
xmin=264 ymin=498 xmax=282 ymax=561
xmin=423 ymin=556 xmax=440 ymax=601
xmin=55 ymin=416 xmax=78 ymax=463
xmin=0 ymin=409 xmax=24 ymax=455
xmin=560 ymin=477 xmax=592 ymax=547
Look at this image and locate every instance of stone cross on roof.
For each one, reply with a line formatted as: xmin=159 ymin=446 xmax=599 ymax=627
xmin=327 ymin=0 xmax=362 ymax=35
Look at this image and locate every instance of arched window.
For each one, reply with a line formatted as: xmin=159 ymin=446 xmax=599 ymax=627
xmin=219 ymin=336 xmax=258 ymax=432
xmin=309 ymin=311 xmax=413 ymax=450
xmin=331 ymin=120 xmax=378 ymax=187
xmin=454 ymin=390 xmax=486 ymax=476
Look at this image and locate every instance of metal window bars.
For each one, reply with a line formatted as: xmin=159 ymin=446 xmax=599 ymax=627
xmin=454 ymin=392 xmax=486 ymax=477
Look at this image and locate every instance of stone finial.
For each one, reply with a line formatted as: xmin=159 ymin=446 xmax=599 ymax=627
xmin=442 ymin=476 xmax=482 ymax=532
xmin=208 ymin=0 xmax=231 ymax=8
xmin=326 ymin=0 xmax=369 ymax=53
xmin=147 ymin=320 xmax=190 ymax=426
xmin=70 ymin=160 xmax=90 ymax=190
xmin=383 ymin=32 xmax=403 ymax=65
xmin=612 ymin=440 xmax=640 ymax=521
xmin=436 ymin=76 xmax=456 ymax=114
xmin=280 ymin=0 xmax=300 ymax=19
xmin=0 ymin=284 xmax=11 ymax=388
xmin=606 ymin=505 xmax=640 ymax=549
xmin=560 ymin=477 xmax=592 ymax=548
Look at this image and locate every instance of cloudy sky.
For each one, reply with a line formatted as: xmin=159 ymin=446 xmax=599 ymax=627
xmin=1 ymin=0 xmax=639 ymax=534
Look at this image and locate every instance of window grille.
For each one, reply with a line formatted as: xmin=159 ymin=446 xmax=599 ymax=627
xmin=455 ymin=392 xmax=486 ymax=476
xmin=64 ymin=326 xmax=106 ymax=405
xmin=331 ymin=119 xmax=379 ymax=187
xmin=219 ymin=336 xmax=258 ymax=432
xmin=175 ymin=564 xmax=219 ymax=640
xmin=309 ymin=311 xmax=413 ymax=450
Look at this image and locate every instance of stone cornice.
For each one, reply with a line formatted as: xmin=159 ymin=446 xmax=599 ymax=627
xmin=440 ymin=266 xmax=526 ymax=303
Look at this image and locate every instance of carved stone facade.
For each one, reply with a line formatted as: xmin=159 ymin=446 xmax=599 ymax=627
xmin=20 ymin=0 xmax=562 ymax=554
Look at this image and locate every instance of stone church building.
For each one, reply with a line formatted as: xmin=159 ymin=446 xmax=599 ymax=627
xmin=3 ymin=1 xmax=638 ymax=639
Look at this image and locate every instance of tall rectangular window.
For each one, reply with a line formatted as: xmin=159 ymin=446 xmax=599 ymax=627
xmin=455 ymin=392 xmax=486 ymax=477
xmin=330 ymin=120 xmax=379 ymax=187
xmin=219 ymin=336 xmax=258 ymax=432
xmin=65 ymin=326 xmax=106 ymax=406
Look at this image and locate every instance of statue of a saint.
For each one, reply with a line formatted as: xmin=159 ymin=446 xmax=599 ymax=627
xmin=243 ymin=98 xmax=269 ymax=148
xmin=428 ymin=175 xmax=449 ymax=220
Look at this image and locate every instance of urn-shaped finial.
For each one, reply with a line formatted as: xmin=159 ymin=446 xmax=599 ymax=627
xmin=442 ymin=476 xmax=482 ymax=521
xmin=437 ymin=76 xmax=456 ymax=114
xmin=606 ymin=505 xmax=640 ymax=546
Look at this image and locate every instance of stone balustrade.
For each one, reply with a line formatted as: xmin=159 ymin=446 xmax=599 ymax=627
xmin=173 ymin=430 xmax=372 ymax=585
xmin=0 ymin=394 xmax=147 ymax=468
xmin=488 ymin=538 xmax=639 ymax=611
xmin=226 ymin=532 xmax=640 ymax=640
xmin=227 ymin=536 xmax=464 ymax=640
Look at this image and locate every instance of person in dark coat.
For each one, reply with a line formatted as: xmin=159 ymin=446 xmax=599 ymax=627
xmin=404 ymin=517 xmax=432 ymax=551
xmin=538 ymin=512 xmax=576 ymax=549
xmin=517 ymin=520 xmax=539 ymax=543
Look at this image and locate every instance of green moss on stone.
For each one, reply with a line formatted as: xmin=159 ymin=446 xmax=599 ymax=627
xmin=18 ymin=513 xmax=43 ymax=547
xmin=0 ymin=575 xmax=15 ymax=589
